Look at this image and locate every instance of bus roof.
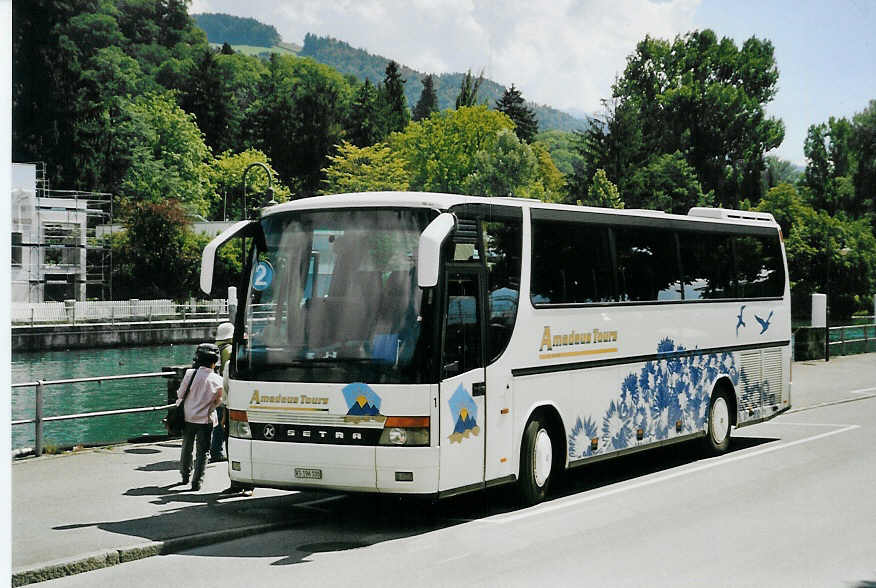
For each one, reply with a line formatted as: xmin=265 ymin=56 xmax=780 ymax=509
xmin=263 ymin=192 xmax=778 ymax=229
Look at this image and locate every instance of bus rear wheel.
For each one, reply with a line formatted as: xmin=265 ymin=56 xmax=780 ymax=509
xmin=519 ymin=418 xmax=554 ymax=505
xmin=705 ymin=392 xmax=732 ymax=454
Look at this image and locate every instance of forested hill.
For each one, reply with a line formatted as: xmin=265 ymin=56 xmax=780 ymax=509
xmin=299 ymin=34 xmax=590 ymax=133
xmin=193 ymin=13 xmax=281 ymax=47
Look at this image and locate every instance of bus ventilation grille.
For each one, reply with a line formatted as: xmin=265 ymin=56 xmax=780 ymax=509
xmin=453 ymin=219 xmax=479 ymax=244
xmin=738 ymin=349 xmax=783 ymax=415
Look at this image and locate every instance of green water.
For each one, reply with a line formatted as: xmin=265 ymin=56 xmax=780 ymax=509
xmin=11 ymin=344 xmax=196 ymax=451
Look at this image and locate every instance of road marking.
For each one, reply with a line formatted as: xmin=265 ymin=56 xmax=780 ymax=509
xmin=293 ymin=495 xmax=345 ymax=512
xmin=770 ymin=421 xmax=858 ymax=427
xmin=489 ymin=424 xmax=860 ymax=524
xmin=848 ymin=386 xmax=876 ymax=395
xmin=789 ymin=385 xmax=876 ymax=413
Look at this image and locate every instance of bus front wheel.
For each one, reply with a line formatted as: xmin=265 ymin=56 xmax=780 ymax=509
xmin=705 ymin=392 xmax=732 ymax=454
xmin=519 ymin=418 xmax=554 ymax=505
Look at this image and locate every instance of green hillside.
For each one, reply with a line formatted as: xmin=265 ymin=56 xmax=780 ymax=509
xmin=191 ymin=13 xmax=591 ymax=133
xmin=299 ymin=35 xmax=590 ymax=133
xmin=193 ymin=13 xmax=281 ymax=47
xmin=207 ymin=43 xmax=298 ymax=57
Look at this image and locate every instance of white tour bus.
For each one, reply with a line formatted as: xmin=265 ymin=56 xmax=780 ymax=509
xmin=201 ymin=192 xmax=790 ymax=504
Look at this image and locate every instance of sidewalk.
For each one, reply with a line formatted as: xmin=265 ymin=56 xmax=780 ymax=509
xmin=11 ymin=353 xmax=876 ymax=586
xmin=11 ymin=440 xmax=331 ymax=586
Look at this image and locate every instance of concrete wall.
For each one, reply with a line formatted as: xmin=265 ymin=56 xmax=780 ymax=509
xmin=12 ymin=320 xmax=221 ymax=351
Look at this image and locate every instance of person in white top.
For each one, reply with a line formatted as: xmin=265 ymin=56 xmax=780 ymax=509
xmin=177 ymin=343 xmax=224 ymax=491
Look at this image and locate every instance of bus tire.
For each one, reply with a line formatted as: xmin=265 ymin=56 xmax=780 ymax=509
xmin=519 ymin=418 xmax=554 ymax=505
xmin=705 ymin=391 xmax=732 ymax=454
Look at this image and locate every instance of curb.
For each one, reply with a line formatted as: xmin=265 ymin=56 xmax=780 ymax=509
xmin=787 ymin=392 xmax=876 ymax=414
xmin=11 ymin=521 xmax=297 ymax=586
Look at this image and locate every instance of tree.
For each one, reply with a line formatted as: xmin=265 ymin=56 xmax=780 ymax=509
xmin=244 ymin=54 xmax=353 ymax=195
xmin=455 ymin=69 xmax=484 ymax=109
xmin=530 ymin=142 xmax=567 ymax=203
xmin=577 ymin=30 xmax=785 ymax=209
xmin=852 ymin=100 xmax=876 ymax=222
xmin=584 ymin=169 xmax=624 ymax=209
xmin=761 ymin=155 xmax=801 ymax=192
xmin=209 ymin=149 xmax=290 ymax=221
xmin=180 ymin=48 xmax=231 ymax=152
xmin=569 ymin=95 xmax=644 ymax=204
xmin=412 ymin=74 xmax=439 ymax=122
xmin=112 ymin=92 xmax=216 ymax=216
xmin=495 ymin=84 xmax=538 ymax=143
xmin=803 ymin=115 xmax=867 ymax=218
xmin=322 ymin=141 xmax=410 ymax=194
xmin=391 ymin=105 xmax=514 ymax=193
xmin=625 ymin=152 xmax=714 ymax=214
xmin=379 ymin=60 xmax=410 ymax=135
xmin=462 ymin=129 xmax=539 ymax=197
xmin=347 ymin=79 xmax=382 ymax=147
xmin=534 ymin=130 xmax=583 ymax=177
xmin=12 ymin=0 xmax=209 ymax=190
xmin=758 ymin=183 xmax=876 ymax=319
xmin=213 ymin=52 xmax=268 ymax=152
xmin=111 ymin=199 xmax=206 ymax=300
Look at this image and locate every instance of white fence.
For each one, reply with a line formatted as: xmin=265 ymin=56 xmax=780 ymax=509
xmin=12 ymin=299 xmax=229 ymax=325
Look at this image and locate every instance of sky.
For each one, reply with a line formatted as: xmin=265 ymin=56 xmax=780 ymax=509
xmin=188 ymin=0 xmax=875 ymax=167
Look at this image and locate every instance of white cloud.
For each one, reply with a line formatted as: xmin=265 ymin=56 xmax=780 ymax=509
xmin=189 ymin=0 xmax=699 ymax=114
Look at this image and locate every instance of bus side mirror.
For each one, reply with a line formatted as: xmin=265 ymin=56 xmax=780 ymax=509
xmin=417 ymin=213 xmax=456 ymax=288
xmin=200 ymin=220 xmax=265 ymax=295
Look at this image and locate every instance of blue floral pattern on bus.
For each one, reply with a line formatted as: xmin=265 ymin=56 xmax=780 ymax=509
xmin=568 ymin=338 xmax=740 ymax=459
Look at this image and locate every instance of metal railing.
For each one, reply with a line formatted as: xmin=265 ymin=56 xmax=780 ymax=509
xmin=11 ymin=299 xmax=229 ymax=326
xmin=11 ymin=371 xmax=177 ymax=457
xmin=828 ymin=323 xmax=876 ymax=356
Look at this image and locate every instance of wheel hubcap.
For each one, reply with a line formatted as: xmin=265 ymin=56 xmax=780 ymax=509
xmin=533 ymin=429 xmax=553 ymax=488
xmin=710 ymin=397 xmax=730 ymax=445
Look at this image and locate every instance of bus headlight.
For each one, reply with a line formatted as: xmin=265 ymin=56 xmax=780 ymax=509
xmin=378 ymin=416 xmax=430 ymax=447
xmin=229 ymin=409 xmax=251 ymax=439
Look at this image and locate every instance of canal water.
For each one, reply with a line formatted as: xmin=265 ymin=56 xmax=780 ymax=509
xmin=11 ymin=344 xmax=196 ymax=451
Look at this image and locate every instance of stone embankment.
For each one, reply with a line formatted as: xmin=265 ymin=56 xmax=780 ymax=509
xmin=12 ymin=319 xmax=220 ymax=351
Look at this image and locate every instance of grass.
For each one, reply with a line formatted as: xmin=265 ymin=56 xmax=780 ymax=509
xmin=208 ymin=43 xmax=298 ymax=56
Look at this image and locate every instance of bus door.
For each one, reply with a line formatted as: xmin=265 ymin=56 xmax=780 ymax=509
xmin=439 ymin=268 xmax=487 ymax=493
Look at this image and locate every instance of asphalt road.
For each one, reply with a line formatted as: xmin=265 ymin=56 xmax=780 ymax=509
xmin=39 ymin=377 xmax=876 ymax=587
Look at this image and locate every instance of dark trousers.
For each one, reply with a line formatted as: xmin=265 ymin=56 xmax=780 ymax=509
xmin=210 ymin=406 xmax=227 ymax=460
xmin=180 ymin=422 xmax=212 ymax=485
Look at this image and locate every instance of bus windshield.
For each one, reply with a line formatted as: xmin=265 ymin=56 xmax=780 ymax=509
xmin=236 ymin=207 xmax=437 ymax=384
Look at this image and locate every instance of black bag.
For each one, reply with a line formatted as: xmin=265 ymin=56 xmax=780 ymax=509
xmin=165 ymin=370 xmax=195 ymax=433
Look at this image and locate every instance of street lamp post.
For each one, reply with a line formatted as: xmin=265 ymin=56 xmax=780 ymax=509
xmin=241 ymin=162 xmax=275 ymax=220
xmin=240 ymin=162 xmax=275 ymax=265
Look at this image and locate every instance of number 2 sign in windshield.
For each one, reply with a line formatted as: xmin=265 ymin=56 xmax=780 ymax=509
xmin=253 ymin=261 xmax=273 ymax=291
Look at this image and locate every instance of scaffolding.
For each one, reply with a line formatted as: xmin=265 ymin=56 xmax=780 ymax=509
xmin=11 ymin=162 xmax=114 ymax=302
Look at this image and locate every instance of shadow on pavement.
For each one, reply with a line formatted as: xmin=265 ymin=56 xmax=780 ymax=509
xmin=124 ymin=448 xmax=161 ymax=455
xmin=46 ymin=434 xmax=781 ymax=568
xmin=135 ymin=460 xmax=180 ymax=472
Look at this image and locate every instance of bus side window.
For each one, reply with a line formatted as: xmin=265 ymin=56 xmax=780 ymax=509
xmin=735 ymin=234 xmax=783 ymax=298
xmin=614 ymin=226 xmax=682 ymax=302
xmin=531 ymin=219 xmax=614 ymax=304
xmin=677 ymin=231 xmax=736 ymax=300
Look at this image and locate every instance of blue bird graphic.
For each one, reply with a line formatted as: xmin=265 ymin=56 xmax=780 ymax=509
xmin=754 ymin=311 xmax=774 ymax=334
xmin=736 ymin=305 xmax=746 ymax=336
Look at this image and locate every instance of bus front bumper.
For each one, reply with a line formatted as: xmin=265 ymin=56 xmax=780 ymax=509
xmin=229 ymin=438 xmax=440 ymax=495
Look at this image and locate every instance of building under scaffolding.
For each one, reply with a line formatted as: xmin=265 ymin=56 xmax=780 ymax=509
xmin=11 ymin=163 xmax=113 ymax=302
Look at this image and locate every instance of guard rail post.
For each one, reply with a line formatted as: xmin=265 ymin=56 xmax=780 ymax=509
xmin=35 ymin=380 xmax=44 ymax=457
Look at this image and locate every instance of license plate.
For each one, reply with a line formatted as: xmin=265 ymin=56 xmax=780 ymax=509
xmin=294 ymin=468 xmax=323 ymax=480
